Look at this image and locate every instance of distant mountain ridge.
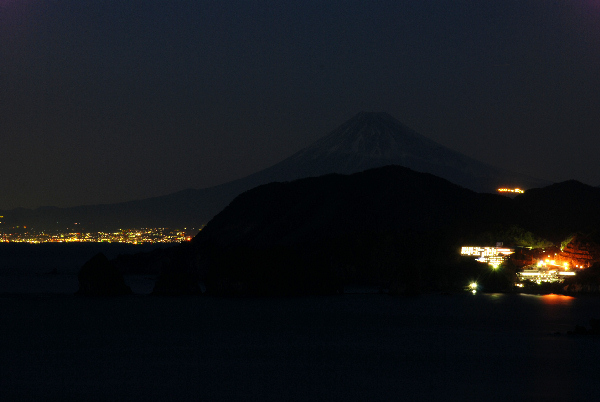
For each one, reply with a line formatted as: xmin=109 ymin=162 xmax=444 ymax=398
xmin=196 ymin=165 xmax=511 ymax=250
xmin=0 ymin=112 xmax=550 ymax=231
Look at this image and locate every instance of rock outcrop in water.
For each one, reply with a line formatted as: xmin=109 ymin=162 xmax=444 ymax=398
xmin=567 ymin=318 xmax=600 ymax=336
xmin=76 ymin=253 xmax=132 ymax=296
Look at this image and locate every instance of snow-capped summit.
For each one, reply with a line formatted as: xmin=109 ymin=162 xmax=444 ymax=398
xmin=295 ymin=112 xmax=435 ymax=160
xmin=249 ymin=111 xmax=548 ymax=193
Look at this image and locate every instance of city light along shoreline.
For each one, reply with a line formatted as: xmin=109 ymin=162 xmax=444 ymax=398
xmin=0 ymin=227 xmax=200 ymax=244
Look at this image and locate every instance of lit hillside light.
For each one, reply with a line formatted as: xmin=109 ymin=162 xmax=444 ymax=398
xmin=469 ymin=282 xmax=478 ymax=290
xmin=497 ymin=188 xmax=524 ymax=194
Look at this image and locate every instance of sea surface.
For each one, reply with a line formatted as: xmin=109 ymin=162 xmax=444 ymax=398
xmin=0 ymin=242 xmax=167 ymax=294
xmin=2 ymin=244 xmax=600 ymax=401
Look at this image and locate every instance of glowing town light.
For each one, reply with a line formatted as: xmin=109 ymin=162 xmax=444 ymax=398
xmin=469 ymin=282 xmax=478 ymax=290
xmin=497 ymin=188 xmax=525 ymax=194
xmin=564 ymin=262 xmax=569 ymax=270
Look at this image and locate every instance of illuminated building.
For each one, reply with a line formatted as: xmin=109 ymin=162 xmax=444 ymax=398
xmin=461 ymin=246 xmax=514 ymax=268
xmin=517 ymin=257 xmax=577 ymax=284
xmin=517 ymin=267 xmax=575 ymax=284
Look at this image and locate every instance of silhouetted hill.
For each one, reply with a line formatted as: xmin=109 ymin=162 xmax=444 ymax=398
xmin=513 ymin=180 xmax=600 ymax=242
xmin=0 ymin=112 xmax=549 ymax=231
xmin=196 ymin=166 xmax=511 ymax=249
xmin=190 ymin=166 xmax=516 ymax=295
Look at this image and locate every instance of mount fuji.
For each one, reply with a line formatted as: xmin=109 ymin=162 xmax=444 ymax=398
xmin=245 ymin=111 xmax=547 ymax=192
xmin=0 ymin=112 xmax=549 ymax=231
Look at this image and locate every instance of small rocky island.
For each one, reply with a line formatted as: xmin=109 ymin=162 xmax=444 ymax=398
xmin=76 ymin=253 xmax=132 ymax=296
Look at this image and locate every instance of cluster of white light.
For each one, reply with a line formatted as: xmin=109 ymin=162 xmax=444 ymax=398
xmin=518 ymin=268 xmax=575 ymax=284
xmin=461 ymin=246 xmax=514 ymax=268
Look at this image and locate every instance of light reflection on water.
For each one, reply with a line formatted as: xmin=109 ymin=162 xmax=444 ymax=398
xmin=540 ymin=293 xmax=575 ymax=305
xmin=514 ymin=293 xmax=579 ymax=399
xmin=481 ymin=292 xmax=575 ymax=306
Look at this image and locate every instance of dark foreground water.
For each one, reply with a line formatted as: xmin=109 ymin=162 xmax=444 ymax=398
xmin=2 ymin=244 xmax=600 ymax=400
xmin=0 ymin=242 xmax=165 ymax=275
xmin=0 ymin=243 xmax=166 ymax=295
xmin=2 ymin=292 xmax=600 ymax=401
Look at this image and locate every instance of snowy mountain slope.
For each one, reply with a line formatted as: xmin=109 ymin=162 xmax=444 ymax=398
xmin=240 ymin=111 xmax=548 ymax=192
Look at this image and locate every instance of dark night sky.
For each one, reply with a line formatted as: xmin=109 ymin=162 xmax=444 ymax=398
xmin=2 ymin=0 xmax=600 ymax=210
